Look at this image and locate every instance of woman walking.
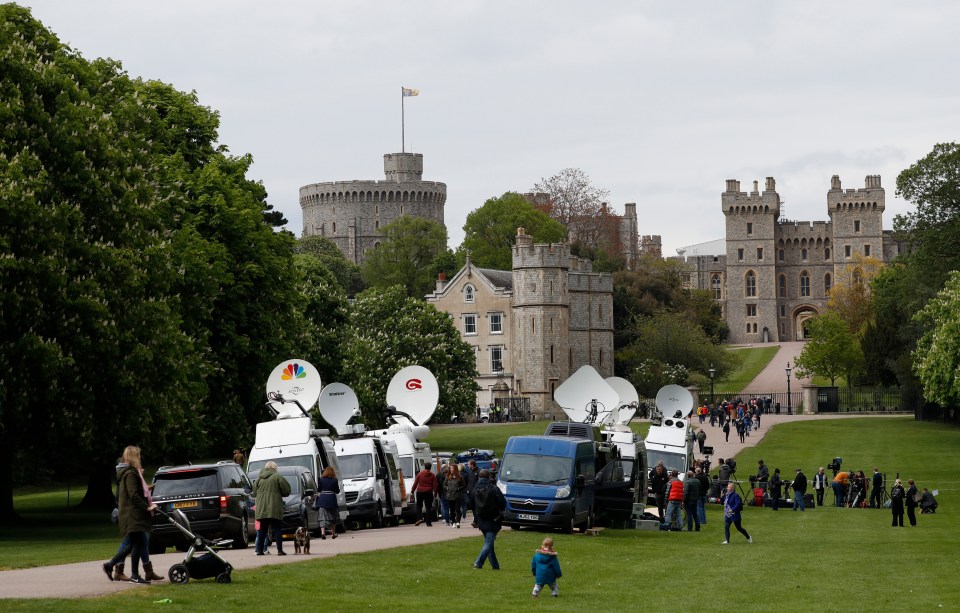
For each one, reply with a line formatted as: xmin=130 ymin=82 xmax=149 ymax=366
xmin=314 ymin=466 xmax=340 ymax=539
xmin=101 ymin=446 xmax=158 ymax=584
xmin=721 ymin=482 xmax=752 ymax=544
xmin=254 ymin=461 xmax=291 ymax=554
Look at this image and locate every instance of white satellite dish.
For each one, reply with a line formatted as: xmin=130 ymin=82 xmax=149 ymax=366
xmin=265 ymin=359 xmax=322 ymax=418
xmin=655 ymin=384 xmax=694 ymax=420
xmin=318 ymin=382 xmax=361 ymax=429
xmin=385 ymin=365 xmax=439 ymax=426
xmin=554 ymin=365 xmax=620 ymax=424
xmin=605 ymin=376 xmax=640 ymax=424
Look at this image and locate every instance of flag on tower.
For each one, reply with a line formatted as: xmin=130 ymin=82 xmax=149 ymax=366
xmin=402 ymin=87 xmax=420 ymax=97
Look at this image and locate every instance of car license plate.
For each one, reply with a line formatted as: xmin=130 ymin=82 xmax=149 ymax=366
xmin=173 ymin=500 xmax=198 ymax=509
xmin=518 ymin=513 xmax=538 ymax=521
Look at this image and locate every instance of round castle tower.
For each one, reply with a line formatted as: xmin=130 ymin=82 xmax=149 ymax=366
xmin=299 ymin=153 xmax=447 ymax=264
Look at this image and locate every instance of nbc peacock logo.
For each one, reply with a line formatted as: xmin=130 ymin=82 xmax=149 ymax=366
xmin=281 ymin=363 xmax=307 ymax=381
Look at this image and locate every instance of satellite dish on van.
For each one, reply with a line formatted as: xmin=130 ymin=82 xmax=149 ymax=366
xmin=655 ymin=384 xmax=694 ymax=420
xmin=318 ymin=382 xmax=361 ymax=429
xmin=554 ymin=365 xmax=620 ymax=424
xmin=385 ymin=365 xmax=439 ymax=426
xmin=265 ymin=359 xmax=322 ymax=418
xmin=605 ymin=376 xmax=640 ymax=424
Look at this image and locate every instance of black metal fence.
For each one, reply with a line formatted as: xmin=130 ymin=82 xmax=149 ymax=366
xmin=819 ymin=387 xmax=915 ymax=413
xmin=493 ymin=396 xmax=531 ymax=422
xmin=702 ymin=391 xmax=805 ymax=414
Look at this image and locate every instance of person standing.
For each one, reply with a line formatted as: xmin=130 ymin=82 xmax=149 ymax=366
xmin=813 ymin=467 xmax=828 ymax=507
xmin=905 ymin=479 xmax=918 ymax=527
xmin=253 ymin=461 xmax=291 ymax=555
xmin=696 ymin=429 xmax=707 ymax=454
xmin=870 ymin=468 xmax=883 ymax=509
xmin=756 ymin=460 xmax=770 ymax=495
xmin=530 ymin=537 xmax=563 ymax=597
xmin=463 ymin=460 xmax=479 ymax=525
xmin=769 ymin=468 xmax=783 ymax=511
xmin=472 ymin=469 xmax=506 ymax=570
xmin=101 ymin=445 xmax=158 ymax=584
xmin=412 ymin=462 xmax=438 ymax=527
xmin=650 ymin=462 xmax=669 ymax=523
xmin=718 ymin=458 xmax=733 ymax=488
xmin=683 ymin=470 xmax=701 ymax=532
xmin=436 ymin=462 xmax=449 ymax=525
xmin=314 ymin=466 xmax=340 ymax=539
xmin=695 ymin=467 xmax=710 ymax=525
xmin=721 ymin=482 xmax=752 ymax=544
xmin=793 ymin=468 xmax=807 ymax=511
xmin=443 ymin=464 xmax=464 ymax=528
xmin=664 ymin=470 xmax=684 ymax=531
xmin=890 ymin=478 xmax=906 ymax=527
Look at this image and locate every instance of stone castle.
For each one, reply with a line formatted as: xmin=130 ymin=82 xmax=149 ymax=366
xmin=425 ymin=229 xmax=614 ymax=418
xmin=680 ymin=174 xmax=901 ymax=344
xmin=299 ymin=153 xmax=446 ymax=264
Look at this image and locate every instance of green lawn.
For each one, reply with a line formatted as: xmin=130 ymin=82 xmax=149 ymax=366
xmin=717 ymin=345 xmax=780 ymax=392
xmin=3 ymin=417 xmax=956 ymax=612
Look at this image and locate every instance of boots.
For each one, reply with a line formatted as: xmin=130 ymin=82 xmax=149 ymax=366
xmin=113 ymin=563 xmax=130 ymax=582
xmin=143 ymin=561 xmax=164 ymax=582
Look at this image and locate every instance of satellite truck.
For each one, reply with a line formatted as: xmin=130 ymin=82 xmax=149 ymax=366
xmin=643 ymin=384 xmax=696 ymax=503
xmin=496 ymin=366 xmax=648 ymax=531
xmin=246 ymin=360 xmax=349 ymax=532
xmin=318 ymin=366 xmax=439 ymax=528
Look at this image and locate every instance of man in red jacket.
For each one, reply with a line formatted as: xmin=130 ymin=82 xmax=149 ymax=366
xmin=663 ymin=470 xmax=685 ymax=531
xmin=412 ymin=462 xmax=438 ymax=526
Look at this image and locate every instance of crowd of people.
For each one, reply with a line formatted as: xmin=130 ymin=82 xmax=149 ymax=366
xmin=695 ymin=397 xmax=767 ymax=445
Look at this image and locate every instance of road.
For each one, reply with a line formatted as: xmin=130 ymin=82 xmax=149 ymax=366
xmin=0 ymin=522 xmax=475 ymax=600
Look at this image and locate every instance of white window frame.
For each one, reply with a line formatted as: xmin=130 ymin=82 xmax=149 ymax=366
xmin=464 ymin=284 xmax=475 ymax=303
xmin=464 ymin=313 xmax=477 ymax=336
xmin=489 ymin=345 xmax=503 ymax=374
xmin=489 ymin=312 xmax=503 ymax=334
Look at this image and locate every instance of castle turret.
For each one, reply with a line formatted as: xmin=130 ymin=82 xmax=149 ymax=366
xmin=722 ymin=177 xmax=781 ymax=344
xmin=828 ymin=174 xmax=884 ymax=264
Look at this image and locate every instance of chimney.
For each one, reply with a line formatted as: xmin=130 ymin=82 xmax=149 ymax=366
xmin=435 ymin=272 xmax=448 ymax=292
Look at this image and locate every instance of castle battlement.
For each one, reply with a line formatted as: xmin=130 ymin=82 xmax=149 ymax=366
xmin=722 ymin=177 xmax=780 ymax=214
xmin=777 ymin=220 xmax=833 ymax=239
xmin=512 ymin=232 xmax=571 ymax=269
xmin=569 ymin=271 xmax=613 ymax=292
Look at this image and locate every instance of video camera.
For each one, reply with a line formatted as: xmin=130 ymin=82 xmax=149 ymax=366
xmin=748 ymin=474 xmax=758 ymax=484
xmin=726 ymin=459 xmax=737 ymax=472
xmin=827 ymin=457 xmax=842 ymax=476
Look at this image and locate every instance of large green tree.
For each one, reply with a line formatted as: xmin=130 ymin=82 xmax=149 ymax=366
xmin=361 ymin=216 xmax=448 ymax=298
xmin=295 ymin=235 xmax=364 ymax=295
xmin=341 ymin=286 xmax=479 ymax=427
xmin=457 ymin=192 xmax=566 ymax=270
xmin=793 ymin=313 xmax=863 ymax=386
xmin=912 ymin=270 xmax=960 ymax=407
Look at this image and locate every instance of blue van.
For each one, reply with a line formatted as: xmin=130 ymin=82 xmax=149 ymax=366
xmin=497 ymin=436 xmax=597 ymax=533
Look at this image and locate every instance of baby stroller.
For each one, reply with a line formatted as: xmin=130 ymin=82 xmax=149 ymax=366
xmin=156 ymin=508 xmax=233 ymax=584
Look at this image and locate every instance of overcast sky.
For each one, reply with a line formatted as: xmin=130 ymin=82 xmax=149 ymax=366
xmin=21 ymin=1 xmax=960 ymax=255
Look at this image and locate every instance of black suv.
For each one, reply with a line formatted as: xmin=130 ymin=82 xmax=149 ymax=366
xmin=149 ymin=461 xmax=253 ymax=553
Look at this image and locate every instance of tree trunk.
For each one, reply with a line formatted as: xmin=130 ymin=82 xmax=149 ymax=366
xmin=0 ymin=430 xmax=19 ymax=520
xmin=78 ymin=460 xmax=116 ymax=510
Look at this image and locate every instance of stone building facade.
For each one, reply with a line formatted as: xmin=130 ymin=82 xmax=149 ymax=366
xmin=299 ymin=153 xmax=446 ymax=264
xmin=680 ymin=174 xmax=901 ymax=344
xmin=425 ymin=230 xmax=614 ymax=418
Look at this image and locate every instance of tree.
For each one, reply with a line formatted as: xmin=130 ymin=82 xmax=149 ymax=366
xmin=793 ymin=313 xmax=863 ymax=386
xmin=895 ymin=142 xmax=960 ymax=291
xmin=457 ymin=192 xmax=566 ymax=270
xmin=361 ymin=216 xmax=448 ymax=298
xmin=531 ymin=168 xmax=622 ymax=262
xmin=341 ymin=286 xmax=479 ymax=426
xmin=616 ymin=312 xmax=737 ymax=395
xmin=912 ymin=271 xmax=960 ymax=407
xmin=295 ymin=235 xmax=364 ymax=295
xmin=827 ymin=254 xmax=883 ymax=336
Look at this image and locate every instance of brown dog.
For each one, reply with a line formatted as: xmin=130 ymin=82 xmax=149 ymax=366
xmin=294 ymin=527 xmax=311 ymax=554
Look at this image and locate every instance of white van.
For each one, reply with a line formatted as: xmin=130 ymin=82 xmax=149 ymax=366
xmin=335 ymin=435 xmax=404 ymax=528
xmin=246 ymin=416 xmax=349 ymax=530
xmin=371 ymin=425 xmax=432 ymax=522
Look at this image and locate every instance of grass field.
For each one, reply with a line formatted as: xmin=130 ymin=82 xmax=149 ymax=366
xmin=2 ymin=417 xmax=956 ymax=612
xmin=718 ymin=345 xmax=780 ymax=391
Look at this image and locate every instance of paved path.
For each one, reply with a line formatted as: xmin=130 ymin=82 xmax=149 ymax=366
xmin=0 ymin=522 xmax=475 ymax=600
xmin=737 ymin=341 xmax=811 ymax=393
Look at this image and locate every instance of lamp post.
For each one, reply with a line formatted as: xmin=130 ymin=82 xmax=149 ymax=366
xmin=785 ymin=362 xmax=793 ymax=415
xmin=708 ymin=366 xmax=716 ymax=406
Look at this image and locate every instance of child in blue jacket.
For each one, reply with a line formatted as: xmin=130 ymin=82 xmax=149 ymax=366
xmin=530 ymin=537 xmax=562 ymax=597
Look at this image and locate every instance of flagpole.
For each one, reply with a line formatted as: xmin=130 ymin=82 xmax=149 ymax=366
xmin=401 ymin=86 xmax=405 ymax=153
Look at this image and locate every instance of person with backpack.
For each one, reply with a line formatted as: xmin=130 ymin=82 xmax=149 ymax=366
xmin=890 ymin=478 xmax=906 ymax=527
xmin=412 ymin=462 xmax=438 ymax=527
xmin=472 ymin=469 xmax=506 ymax=570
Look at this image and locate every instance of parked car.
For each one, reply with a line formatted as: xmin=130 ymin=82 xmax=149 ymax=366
xmin=455 ymin=449 xmax=499 ymax=474
xmin=149 ymin=460 xmax=253 ymax=553
xmin=248 ymin=465 xmax=320 ymax=536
